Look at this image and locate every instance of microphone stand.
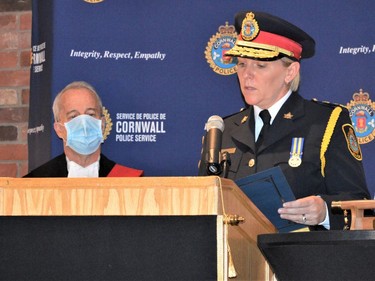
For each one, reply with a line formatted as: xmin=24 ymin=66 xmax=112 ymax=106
xmin=205 ymin=152 xmax=231 ymax=178
xmin=220 ymin=152 xmax=231 ymax=178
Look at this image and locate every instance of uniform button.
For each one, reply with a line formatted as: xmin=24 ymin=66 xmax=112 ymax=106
xmin=248 ymin=159 xmax=255 ymax=167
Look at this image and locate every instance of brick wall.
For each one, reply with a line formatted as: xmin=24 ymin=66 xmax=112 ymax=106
xmin=0 ymin=1 xmax=31 ymax=177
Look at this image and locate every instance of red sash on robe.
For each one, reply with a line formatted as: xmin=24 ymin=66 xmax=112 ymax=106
xmin=107 ymin=164 xmax=143 ymax=177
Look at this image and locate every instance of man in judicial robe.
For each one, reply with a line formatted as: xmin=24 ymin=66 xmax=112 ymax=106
xmin=24 ymin=81 xmax=143 ymax=178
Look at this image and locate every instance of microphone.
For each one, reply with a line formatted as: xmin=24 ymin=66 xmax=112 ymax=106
xmin=204 ymin=115 xmax=224 ymax=175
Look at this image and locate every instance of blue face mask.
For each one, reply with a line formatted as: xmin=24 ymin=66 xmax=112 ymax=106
xmin=64 ymin=115 xmax=104 ymax=155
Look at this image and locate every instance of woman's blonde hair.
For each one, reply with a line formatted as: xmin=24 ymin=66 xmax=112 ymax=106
xmin=281 ymin=57 xmax=301 ymax=92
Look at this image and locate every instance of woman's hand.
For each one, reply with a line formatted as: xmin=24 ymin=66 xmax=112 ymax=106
xmin=278 ymin=195 xmax=327 ymax=225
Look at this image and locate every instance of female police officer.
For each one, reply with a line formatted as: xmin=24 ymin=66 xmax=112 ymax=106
xmin=201 ymin=11 xmax=370 ymax=230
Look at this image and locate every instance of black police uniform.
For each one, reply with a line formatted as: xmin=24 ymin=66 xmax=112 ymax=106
xmin=221 ymin=93 xmax=369 ymax=230
xmin=199 ymin=11 xmax=370 ymax=230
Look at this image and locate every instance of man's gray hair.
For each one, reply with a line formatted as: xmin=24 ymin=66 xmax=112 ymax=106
xmin=52 ymin=81 xmax=103 ymax=122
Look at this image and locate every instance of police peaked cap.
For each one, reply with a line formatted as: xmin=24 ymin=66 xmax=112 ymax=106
xmin=226 ymin=11 xmax=315 ymax=60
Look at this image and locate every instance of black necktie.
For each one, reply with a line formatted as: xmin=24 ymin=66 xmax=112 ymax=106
xmin=256 ymin=109 xmax=271 ymax=149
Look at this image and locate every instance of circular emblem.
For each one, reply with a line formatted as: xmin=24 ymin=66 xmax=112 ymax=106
xmin=288 ymin=155 xmax=302 ymax=168
xmin=102 ymin=106 xmax=112 ymax=140
xmin=205 ymin=22 xmax=238 ymax=76
xmin=346 ymin=89 xmax=375 ymax=144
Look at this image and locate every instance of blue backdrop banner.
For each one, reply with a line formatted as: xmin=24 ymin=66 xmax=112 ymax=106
xmin=29 ymin=0 xmax=375 ymax=195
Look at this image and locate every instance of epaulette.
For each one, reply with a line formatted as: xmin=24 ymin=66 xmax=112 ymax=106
xmin=311 ymin=98 xmax=347 ymax=109
xmin=222 ymin=106 xmax=248 ymax=120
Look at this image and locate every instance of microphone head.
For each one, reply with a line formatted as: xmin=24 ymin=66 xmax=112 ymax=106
xmin=205 ymin=115 xmax=224 ymax=132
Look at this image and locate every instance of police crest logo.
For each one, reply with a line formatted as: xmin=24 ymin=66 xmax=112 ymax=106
xmin=346 ymin=89 xmax=375 ymax=144
xmin=205 ymin=22 xmax=238 ymax=75
xmin=102 ymin=106 xmax=112 ymax=140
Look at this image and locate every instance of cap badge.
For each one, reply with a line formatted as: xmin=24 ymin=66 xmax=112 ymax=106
xmin=241 ymin=12 xmax=259 ymax=41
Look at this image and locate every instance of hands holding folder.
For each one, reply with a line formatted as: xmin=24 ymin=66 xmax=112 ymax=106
xmin=236 ymin=166 xmax=329 ymax=232
xmin=278 ymin=195 xmax=327 ymax=227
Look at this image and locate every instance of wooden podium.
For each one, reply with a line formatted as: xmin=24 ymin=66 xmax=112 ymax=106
xmin=0 ymin=176 xmax=276 ymax=281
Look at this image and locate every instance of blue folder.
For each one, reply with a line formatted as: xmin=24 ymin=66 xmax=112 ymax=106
xmin=235 ymin=166 xmax=305 ymax=232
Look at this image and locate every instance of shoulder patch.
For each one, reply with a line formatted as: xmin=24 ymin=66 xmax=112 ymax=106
xmin=342 ymin=124 xmax=362 ymax=161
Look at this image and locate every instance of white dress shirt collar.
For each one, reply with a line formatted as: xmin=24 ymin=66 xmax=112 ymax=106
xmin=254 ymin=90 xmax=292 ymax=140
xmin=67 ymin=156 xmax=100 ymax=178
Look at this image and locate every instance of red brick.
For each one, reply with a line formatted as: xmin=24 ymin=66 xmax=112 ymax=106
xmin=0 ymin=107 xmax=29 ymax=122
xmin=19 ymin=31 xmax=31 ymax=49
xmin=0 ymin=69 xmax=30 ymax=87
xmin=20 ymin=12 xmax=32 ymax=31
xmin=19 ymin=123 xmax=29 ymax=142
xmin=0 ymin=125 xmax=18 ymax=141
xmin=19 ymin=161 xmax=29 ymax=177
xmin=0 ymin=163 xmax=17 ymax=177
xmin=0 ymin=14 xmax=17 ymax=30
xmin=0 ymin=31 xmax=18 ymax=49
xmin=0 ymin=144 xmax=28 ymax=160
xmin=0 ymin=51 xmax=18 ymax=68
xmin=21 ymin=88 xmax=30 ymax=104
xmin=0 ymin=9 xmax=32 ymax=179
xmin=0 ymin=88 xmax=18 ymax=105
xmin=20 ymin=50 xmax=31 ymax=67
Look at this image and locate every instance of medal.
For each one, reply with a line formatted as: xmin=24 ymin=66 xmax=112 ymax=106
xmin=289 ymin=154 xmax=302 ymax=167
xmin=289 ymin=137 xmax=304 ymax=167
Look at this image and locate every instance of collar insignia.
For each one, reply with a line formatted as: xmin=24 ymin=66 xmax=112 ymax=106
xmin=241 ymin=115 xmax=248 ymax=124
xmin=283 ymin=112 xmax=294 ymax=119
